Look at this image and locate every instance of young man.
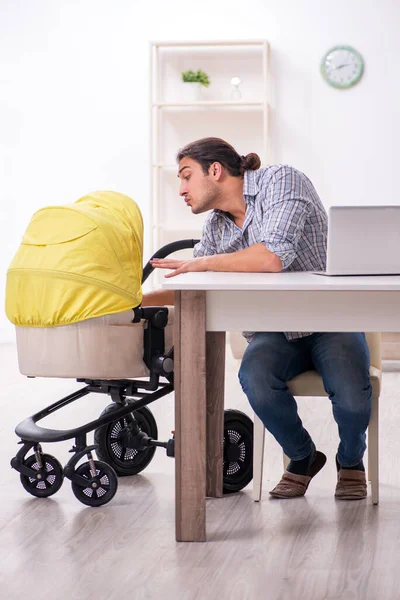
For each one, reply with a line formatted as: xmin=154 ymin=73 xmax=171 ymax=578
xmin=145 ymin=137 xmax=371 ymax=500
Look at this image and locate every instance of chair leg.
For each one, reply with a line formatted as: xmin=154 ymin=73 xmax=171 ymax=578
xmin=367 ymin=443 xmax=371 ymax=482
xmin=368 ymin=392 xmax=379 ymax=505
xmin=252 ymin=414 xmax=265 ymax=502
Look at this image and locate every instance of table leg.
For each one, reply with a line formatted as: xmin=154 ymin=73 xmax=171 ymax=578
xmin=206 ymin=332 xmax=225 ymax=498
xmin=174 ymin=290 xmax=206 ymax=542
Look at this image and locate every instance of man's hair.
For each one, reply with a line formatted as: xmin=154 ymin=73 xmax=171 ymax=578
xmin=176 ymin=137 xmax=261 ymax=177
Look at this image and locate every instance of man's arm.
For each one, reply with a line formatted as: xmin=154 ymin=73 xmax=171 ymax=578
xmin=149 ymin=243 xmax=282 ymax=278
xmin=259 ymin=166 xmax=312 ymax=270
xmin=202 ymin=243 xmax=282 ymax=273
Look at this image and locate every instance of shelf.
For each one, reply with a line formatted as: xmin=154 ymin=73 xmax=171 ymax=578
xmin=152 ymin=40 xmax=268 ymax=48
xmin=150 ymin=39 xmax=269 ymax=259
xmin=154 ymin=101 xmax=264 ymax=108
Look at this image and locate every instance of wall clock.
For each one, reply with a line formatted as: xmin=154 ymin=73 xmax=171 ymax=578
xmin=320 ymin=45 xmax=364 ymax=89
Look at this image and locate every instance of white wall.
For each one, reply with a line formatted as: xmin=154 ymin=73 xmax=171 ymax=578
xmin=1 ymin=0 xmax=399 ymax=342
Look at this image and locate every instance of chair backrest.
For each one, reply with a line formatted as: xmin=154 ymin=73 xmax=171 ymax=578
xmin=229 ymin=331 xmax=382 ymax=370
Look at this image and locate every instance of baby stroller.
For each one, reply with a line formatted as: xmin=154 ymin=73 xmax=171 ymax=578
xmin=7 ymin=191 xmax=254 ymax=506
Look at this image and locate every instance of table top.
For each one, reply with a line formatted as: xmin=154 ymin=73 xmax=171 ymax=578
xmin=161 ymin=271 xmax=400 ymax=291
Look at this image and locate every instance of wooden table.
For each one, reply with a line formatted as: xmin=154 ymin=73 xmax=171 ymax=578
xmin=162 ymin=272 xmax=400 ymax=541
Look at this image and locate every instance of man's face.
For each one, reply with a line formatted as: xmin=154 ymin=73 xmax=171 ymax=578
xmin=178 ymin=157 xmax=220 ymax=214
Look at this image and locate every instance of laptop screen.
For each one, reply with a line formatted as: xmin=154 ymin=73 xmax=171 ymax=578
xmin=326 ymin=206 xmax=400 ymax=276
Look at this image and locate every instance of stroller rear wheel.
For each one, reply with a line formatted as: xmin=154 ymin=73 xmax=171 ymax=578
xmin=94 ymin=404 xmax=158 ymax=476
xmin=20 ymin=453 xmax=64 ymax=498
xmin=223 ymin=409 xmax=253 ymax=494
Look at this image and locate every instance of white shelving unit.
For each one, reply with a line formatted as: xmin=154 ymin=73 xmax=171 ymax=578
xmin=149 ymin=39 xmax=270 ymax=284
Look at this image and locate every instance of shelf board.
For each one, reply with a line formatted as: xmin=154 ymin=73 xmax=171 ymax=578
xmin=152 ymin=40 xmax=268 ymax=48
xmin=153 ymin=101 xmax=265 ymax=108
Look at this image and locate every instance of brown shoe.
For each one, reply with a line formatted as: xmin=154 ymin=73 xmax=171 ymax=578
xmin=269 ymin=451 xmax=327 ymax=499
xmin=335 ymin=468 xmax=367 ymax=500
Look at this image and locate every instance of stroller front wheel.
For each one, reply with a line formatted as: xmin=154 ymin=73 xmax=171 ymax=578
xmin=71 ymin=460 xmax=118 ymax=507
xmin=20 ymin=453 xmax=64 ymax=498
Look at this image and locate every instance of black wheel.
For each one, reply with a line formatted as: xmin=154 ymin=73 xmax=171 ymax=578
xmin=71 ymin=460 xmax=118 ymax=507
xmin=20 ymin=453 xmax=64 ymax=498
xmin=223 ymin=409 xmax=253 ymax=494
xmin=94 ymin=404 xmax=158 ymax=476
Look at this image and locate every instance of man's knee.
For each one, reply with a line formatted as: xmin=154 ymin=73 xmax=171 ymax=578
xmin=238 ymin=336 xmax=287 ymax=410
xmin=238 ymin=350 xmax=277 ymax=395
xmin=329 ymin=379 xmax=372 ymax=415
xmin=239 ymin=336 xmax=279 ymax=383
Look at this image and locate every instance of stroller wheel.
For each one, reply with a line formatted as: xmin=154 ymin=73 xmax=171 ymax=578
xmin=223 ymin=409 xmax=253 ymax=494
xmin=94 ymin=404 xmax=158 ymax=476
xmin=71 ymin=460 xmax=118 ymax=507
xmin=20 ymin=454 xmax=64 ymax=498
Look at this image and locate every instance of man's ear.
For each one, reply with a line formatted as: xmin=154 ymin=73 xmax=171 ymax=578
xmin=209 ymin=162 xmax=223 ymax=180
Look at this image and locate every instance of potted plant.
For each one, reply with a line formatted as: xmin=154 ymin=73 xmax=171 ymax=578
xmin=181 ymin=69 xmax=210 ymax=101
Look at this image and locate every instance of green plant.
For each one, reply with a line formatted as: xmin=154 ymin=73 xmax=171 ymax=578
xmin=181 ymin=69 xmax=210 ymax=87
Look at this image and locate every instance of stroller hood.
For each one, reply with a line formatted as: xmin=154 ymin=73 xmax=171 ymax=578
xmin=6 ymin=191 xmax=144 ymax=327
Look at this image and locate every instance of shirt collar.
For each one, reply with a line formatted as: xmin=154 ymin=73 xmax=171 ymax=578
xmin=243 ymin=170 xmax=259 ymax=199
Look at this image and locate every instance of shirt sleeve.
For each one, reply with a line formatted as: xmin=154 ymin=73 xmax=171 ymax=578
xmin=193 ymin=217 xmax=218 ymax=258
xmin=260 ymin=166 xmax=311 ymax=270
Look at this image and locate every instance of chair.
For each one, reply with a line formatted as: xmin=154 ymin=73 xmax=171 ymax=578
xmin=229 ymin=331 xmax=382 ymax=505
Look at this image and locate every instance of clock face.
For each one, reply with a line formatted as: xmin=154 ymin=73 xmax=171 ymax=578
xmin=321 ymin=45 xmax=364 ymax=89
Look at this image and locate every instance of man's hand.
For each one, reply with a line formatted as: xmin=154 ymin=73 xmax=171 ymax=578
xmin=150 ymin=257 xmax=209 ymax=278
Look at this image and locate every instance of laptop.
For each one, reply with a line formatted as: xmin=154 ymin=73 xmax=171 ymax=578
xmin=313 ymin=205 xmax=400 ymax=276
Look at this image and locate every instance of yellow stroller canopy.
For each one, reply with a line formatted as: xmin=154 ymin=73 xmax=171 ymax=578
xmin=6 ymin=191 xmax=143 ymax=327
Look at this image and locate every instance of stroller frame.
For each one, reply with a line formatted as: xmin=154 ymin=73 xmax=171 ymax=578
xmin=11 ymin=240 xmax=254 ymax=506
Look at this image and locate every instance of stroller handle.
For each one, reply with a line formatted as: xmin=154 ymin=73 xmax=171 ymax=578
xmin=142 ymin=239 xmax=200 ymax=284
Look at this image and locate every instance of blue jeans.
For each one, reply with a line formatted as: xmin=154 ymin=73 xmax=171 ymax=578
xmin=238 ymin=332 xmax=372 ymax=467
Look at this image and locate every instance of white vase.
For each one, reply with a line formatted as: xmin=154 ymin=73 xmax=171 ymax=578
xmin=181 ymin=82 xmax=202 ymax=102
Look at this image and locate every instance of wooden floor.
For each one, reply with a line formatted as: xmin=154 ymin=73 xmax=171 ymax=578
xmin=1 ymin=343 xmax=400 ymax=599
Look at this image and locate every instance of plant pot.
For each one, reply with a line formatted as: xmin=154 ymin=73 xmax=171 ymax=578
xmin=181 ymin=82 xmax=203 ymax=102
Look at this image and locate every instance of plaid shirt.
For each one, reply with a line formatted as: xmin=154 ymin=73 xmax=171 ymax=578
xmin=193 ymin=165 xmax=328 ymax=341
